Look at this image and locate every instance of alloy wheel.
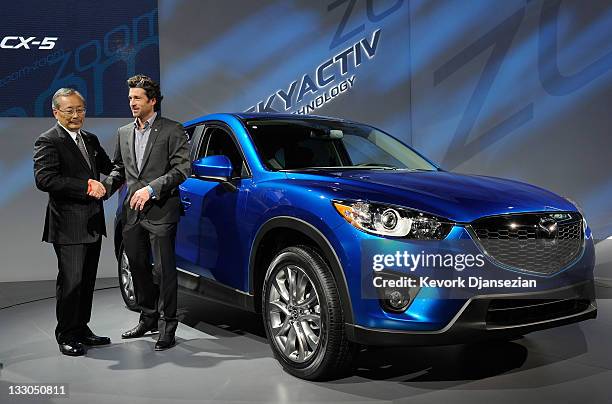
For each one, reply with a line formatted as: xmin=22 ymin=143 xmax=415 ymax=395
xmin=267 ymin=264 xmax=322 ymax=363
xmin=120 ymin=251 xmax=136 ymax=305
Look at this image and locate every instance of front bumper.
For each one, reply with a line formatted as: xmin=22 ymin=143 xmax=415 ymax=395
xmin=345 ymin=280 xmax=597 ymax=346
xmin=332 ymin=220 xmax=596 ymax=332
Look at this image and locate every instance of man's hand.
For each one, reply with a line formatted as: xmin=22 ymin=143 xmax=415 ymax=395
xmin=87 ymin=179 xmax=106 ymax=199
xmin=130 ymin=187 xmax=151 ymax=210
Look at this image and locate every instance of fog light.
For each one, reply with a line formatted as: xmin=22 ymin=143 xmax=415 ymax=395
xmin=373 ymin=271 xmax=419 ymax=313
xmin=382 ymin=289 xmax=411 ymax=313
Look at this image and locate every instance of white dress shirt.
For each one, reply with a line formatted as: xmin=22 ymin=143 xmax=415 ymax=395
xmin=58 ymin=122 xmax=84 ymax=145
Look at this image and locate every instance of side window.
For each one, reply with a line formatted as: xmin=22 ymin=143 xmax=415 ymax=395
xmin=203 ymin=127 xmax=247 ymax=178
xmin=187 ymin=125 xmax=205 ymax=162
xmin=196 ymin=129 xmax=211 ymax=160
xmin=185 ymin=126 xmax=196 ymax=141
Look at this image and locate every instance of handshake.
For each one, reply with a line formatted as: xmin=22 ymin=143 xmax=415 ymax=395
xmin=87 ymin=179 xmax=106 ymax=199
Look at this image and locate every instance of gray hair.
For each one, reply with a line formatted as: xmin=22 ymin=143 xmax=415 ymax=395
xmin=51 ymin=88 xmax=86 ymax=109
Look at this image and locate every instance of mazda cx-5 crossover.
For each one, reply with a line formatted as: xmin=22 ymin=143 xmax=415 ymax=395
xmin=115 ymin=113 xmax=596 ymax=380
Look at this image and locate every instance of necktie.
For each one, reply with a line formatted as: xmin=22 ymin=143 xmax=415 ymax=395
xmin=75 ymin=132 xmax=91 ymax=169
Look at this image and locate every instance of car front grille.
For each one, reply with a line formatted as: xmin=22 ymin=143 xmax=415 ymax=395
xmin=470 ymin=212 xmax=584 ymax=275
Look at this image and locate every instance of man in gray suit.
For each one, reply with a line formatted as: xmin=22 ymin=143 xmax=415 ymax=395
xmin=103 ymin=75 xmax=190 ymax=350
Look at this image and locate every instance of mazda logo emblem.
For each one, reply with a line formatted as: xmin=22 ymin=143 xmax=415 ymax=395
xmin=538 ymin=217 xmax=558 ymax=239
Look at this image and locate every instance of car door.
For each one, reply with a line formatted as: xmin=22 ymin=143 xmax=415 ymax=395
xmin=176 ymin=122 xmax=253 ymax=291
xmin=176 ymin=125 xmax=206 ymax=273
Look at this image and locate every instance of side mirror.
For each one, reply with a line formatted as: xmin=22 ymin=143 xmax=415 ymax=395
xmin=192 ymin=155 xmax=233 ymax=182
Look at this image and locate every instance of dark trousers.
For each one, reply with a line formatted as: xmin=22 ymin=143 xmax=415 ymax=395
xmin=122 ymin=220 xmax=178 ymax=338
xmin=53 ymin=239 xmax=101 ymax=343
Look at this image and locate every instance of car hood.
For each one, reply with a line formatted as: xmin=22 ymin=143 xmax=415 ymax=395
xmin=285 ymin=169 xmax=577 ymax=223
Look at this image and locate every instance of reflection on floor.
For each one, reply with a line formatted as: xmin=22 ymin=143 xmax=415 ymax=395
xmin=0 ymin=281 xmax=610 ymax=404
xmin=0 ymin=278 xmax=118 ymax=309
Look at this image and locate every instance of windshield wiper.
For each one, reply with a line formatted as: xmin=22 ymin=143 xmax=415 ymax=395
xmin=352 ymin=163 xmax=399 ymax=170
xmin=395 ymin=168 xmax=438 ymax=172
xmin=281 ymin=165 xmax=398 ymax=172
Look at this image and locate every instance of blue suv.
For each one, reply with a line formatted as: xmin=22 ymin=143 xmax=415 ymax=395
xmin=115 ymin=113 xmax=596 ymax=380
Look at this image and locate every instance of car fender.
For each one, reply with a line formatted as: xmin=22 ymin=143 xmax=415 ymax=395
xmin=249 ymin=215 xmax=354 ymax=324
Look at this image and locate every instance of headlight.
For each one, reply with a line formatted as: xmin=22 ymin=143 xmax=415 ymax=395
xmin=332 ymin=200 xmax=452 ymax=239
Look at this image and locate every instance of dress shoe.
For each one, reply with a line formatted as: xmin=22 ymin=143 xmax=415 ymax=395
xmin=121 ymin=322 xmax=157 ymax=339
xmin=154 ymin=336 xmax=176 ymax=351
xmin=80 ymin=334 xmax=111 ymax=346
xmin=58 ymin=341 xmax=85 ymax=356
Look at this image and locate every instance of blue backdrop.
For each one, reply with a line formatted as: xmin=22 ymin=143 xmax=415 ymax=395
xmin=0 ymin=0 xmax=159 ymax=117
xmin=0 ymin=0 xmax=610 ymax=282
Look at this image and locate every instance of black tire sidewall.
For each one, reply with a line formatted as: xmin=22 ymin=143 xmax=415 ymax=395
xmin=262 ymin=247 xmax=337 ymax=378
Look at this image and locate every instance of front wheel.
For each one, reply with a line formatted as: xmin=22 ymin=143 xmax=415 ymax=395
xmin=262 ymin=246 xmax=357 ymax=380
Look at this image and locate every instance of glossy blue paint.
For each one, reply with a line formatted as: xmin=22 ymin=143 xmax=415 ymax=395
xmin=192 ymin=155 xmax=233 ymax=179
xmin=123 ymin=113 xmax=594 ymax=333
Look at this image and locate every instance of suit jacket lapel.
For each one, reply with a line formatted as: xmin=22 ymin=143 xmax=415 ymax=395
xmin=137 ymin=115 xmax=162 ymax=177
xmin=126 ymin=124 xmax=137 ymax=172
xmin=81 ymin=131 xmax=98 ymax=177
xmin=55 ymin=123 xmax=92 ymax=173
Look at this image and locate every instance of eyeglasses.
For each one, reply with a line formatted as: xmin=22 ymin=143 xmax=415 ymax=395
xmin=56 ymin=108 xmax=86 ymax=116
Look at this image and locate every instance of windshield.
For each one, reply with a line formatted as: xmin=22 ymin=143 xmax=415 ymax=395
xmin=245 ymin=119 xmax=438 ymax=171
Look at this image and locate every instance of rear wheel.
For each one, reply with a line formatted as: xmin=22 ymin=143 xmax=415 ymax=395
xmin=118 ymin=244 xmax=138 ymax=311
xmin=262 ymin=245 xmax=357 ymax=380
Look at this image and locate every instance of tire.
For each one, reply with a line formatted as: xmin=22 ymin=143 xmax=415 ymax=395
xmin=118 ymin=243 xmax=139 ymax=311
xmin=262 ymin=245 xmax=357 ymax=380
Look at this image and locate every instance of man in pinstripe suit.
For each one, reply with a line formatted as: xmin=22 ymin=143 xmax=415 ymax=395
xmin=33 ymin=88 xmax=114 ymax=356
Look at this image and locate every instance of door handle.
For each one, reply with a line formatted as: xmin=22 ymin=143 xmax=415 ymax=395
xmin=181 ymin=197 xmax=191 ymax=210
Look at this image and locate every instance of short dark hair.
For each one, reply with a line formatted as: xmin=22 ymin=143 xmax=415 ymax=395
xmin=127 ymin=74 xmax=163 ymax=111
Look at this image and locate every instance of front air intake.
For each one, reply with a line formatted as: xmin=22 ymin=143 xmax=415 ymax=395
xmin=469 ymin=212 xmax=584 ymax=275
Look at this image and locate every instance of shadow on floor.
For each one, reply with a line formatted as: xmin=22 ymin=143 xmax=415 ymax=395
xmin=178 ymin=292 xmax=267 ymax=341
xmin=177 ymin=290 xmax=594 ymax=392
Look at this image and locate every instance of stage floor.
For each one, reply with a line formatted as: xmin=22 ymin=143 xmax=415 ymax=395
xmin=0 ymin=280 xmax=611 ymax=404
